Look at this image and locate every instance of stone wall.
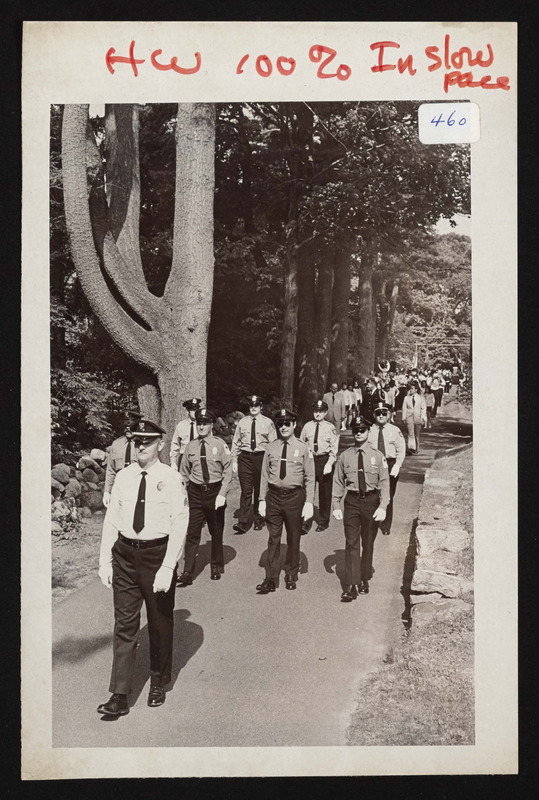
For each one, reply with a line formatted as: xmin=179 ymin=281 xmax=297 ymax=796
xmin=410 ymin=443 xmax=474 ymax=626
xmin=51 ymin=449 xmax=107 ymax=532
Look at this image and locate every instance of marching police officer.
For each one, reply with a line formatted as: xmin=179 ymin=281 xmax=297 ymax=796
xmin=178 ymin=408 xmax=233 ymax=584
xmin=97 ymin=419 xmax=188 ymax=717
xmin=169 ymin=398 xmax=202 ymax=469
xmin=256 ymin=409 xmax=315 ymax=593
xmin=299 ymin=399 xmax=339 ymax=532
xmin=102 ymin=409 xmax=142 ymax=507
xmin=231 ymin=394 xmax=277 ymax=533
xmin=368 ymin=399 xmax=406 ymax=536
xmin=332 ymin=415 xmax=389 ymax=602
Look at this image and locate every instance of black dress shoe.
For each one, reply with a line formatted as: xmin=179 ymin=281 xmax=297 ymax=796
xmin=256 ymin=577 xmax=276 ymax=594
xmin=177 ymin=571 xmax=193 ymax=586
xmin=147 ymin=684 xmax=166 ymax=707
xmin=285 ymin=574 xmax=297 ymax=590
xmin=341 ymin=585 xmax=358 ymax=602
xmin=233 ymin=523 xmax=247 ymax=534
xmin=97 ymin=693 xmax=129 ymax=717
xmin=253 ymin=519 xmax=264 ymax=531
xmin=316 ymin=523 xmax=329 ymax=532
xmin=210 ymin=564 xmax=221 ymax=580
xmin=359 ymin=580 xmax=369 ymax=594
xmin=381 ymin=528 xmax=391 ymax=536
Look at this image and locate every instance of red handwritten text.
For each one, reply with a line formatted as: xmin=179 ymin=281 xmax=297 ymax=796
xmin=424 ymin=35 xmax=509 ymax=93
xmin=370 ymin=41 xmax=417 ymax=76
xmin=106 ymin=41 xmax=201 ymax=77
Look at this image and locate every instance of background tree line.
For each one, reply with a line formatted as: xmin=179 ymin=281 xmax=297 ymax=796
xmin=51 ymin=102 xmax=470 ymax=460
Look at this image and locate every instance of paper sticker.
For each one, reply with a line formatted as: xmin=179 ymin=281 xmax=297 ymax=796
xmin=418 ymin=102 xmax=480 ymax=144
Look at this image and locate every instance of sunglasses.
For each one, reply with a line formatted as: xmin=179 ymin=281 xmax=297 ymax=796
xmin=374 ymin=410 xmax=388 ymax=416
xmin=278 ymin=421 xmax=293 ymax=427
xmin=353 ymin=427 xmax=369 ymax=433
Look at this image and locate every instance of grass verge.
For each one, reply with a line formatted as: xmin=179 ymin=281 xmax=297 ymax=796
xmin=347 ymin=445 xmax=474 ymax=746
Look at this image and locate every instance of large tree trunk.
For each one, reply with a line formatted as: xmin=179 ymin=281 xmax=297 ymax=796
xmin=356 ymin=244 xmax=377 ymax=379
xmin=296 ymin=256 xmax=317 ymax=423
xmin=316 ymin=253 xmax=334 ymax=395
xmin=62 ymin=103 xmax=216 ymax=453
xmin=328 ymin=245 xmax=351 ymax=385
xmin=377 ymin=279 xmax=399 ymax=360
xmin=280 ymin=226 xmax=299 ymax=408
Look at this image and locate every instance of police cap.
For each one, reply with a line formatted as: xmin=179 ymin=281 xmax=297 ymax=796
xmin=183 ymin=397 xmax=202 ymax=410
xmin=274 ymin=408 xmax=297 ymax=424
xmin=247 ymin=394 xmax=263 ymax=407
xmin=195 ymin=407 xmax=216 ymax=424
xmin=312 ymin=399 xmax=329 ymax=411
xmin=131 ymin=419 xmax=166 ymax=438
xmin=350 ymin=415 xmax=371 ymax=431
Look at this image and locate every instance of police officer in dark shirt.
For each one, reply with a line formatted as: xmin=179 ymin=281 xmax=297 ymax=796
xmin=256 ymin=409 xmax=315 ymax=593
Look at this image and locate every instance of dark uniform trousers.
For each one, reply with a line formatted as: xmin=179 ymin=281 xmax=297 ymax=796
xmin=378 ymin=457 xmax=398 ymax=535
xmin=110 ymin=537 xmax=176 ymax=695
xmin=343 ymin=491 xmax=379 ymax=585
xmin=238 ymin=450 xmax=264 ymax=527
xmin=183 ymin=481 xmax=225 ymax=573
xmin=432 ymin=388 xmax=443 ymax=417
xmin=265 ymin=485 xmax=305 ymax=580
xmin=302 ymin=453 xmax=333 ymax=532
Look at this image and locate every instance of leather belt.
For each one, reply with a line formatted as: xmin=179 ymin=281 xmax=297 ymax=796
xmin=268 ymin=484 xmax=302 ymax=496
xmin=240 ymin=450 xmax=264 ymax=456
xmin=188 ymin=481 xmax=221 ymax=491
xmin=347 ymin=489 xmax=378 ymax=499
xmin=118 ymin=533 xmax=168 ymax=548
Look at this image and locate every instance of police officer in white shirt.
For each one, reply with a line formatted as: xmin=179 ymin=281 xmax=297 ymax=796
xmin=97 ymin=419 xmax=189 ymax=717
xmin=368 ymin=400 xmax=406 ymax=535
xmin=169 ymin=398 xmax=202 ymax=469
xmin=300 ymin=399 xmax=339 ymax=532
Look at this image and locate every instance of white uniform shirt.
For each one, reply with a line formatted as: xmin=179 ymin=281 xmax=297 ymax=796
xmin=170 ymin=417 xmax=199 ymax=465
xmin=99 ymin=460 xmax=189 ymax=570
xmin=300 ymin=419 xmax=339 ymax=462
xmin=231 ymin=414 xmax=277 ymax=459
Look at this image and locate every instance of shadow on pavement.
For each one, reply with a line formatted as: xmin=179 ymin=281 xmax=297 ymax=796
xmin=53 ymin=633 xmax=111 ymax=666
xmin=191 ymin=543 xmax=237 ymax=580
xmin=257 ymin=545 xmax=309 ymax=577
xmin=323 ymin=549 xmax=345 ymax=585
xmin=128 ymin=608 xmax=204 ymax=705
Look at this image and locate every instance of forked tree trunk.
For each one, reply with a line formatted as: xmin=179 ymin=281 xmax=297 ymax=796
xmin=328 ymin=245 xmax=351 ymax=385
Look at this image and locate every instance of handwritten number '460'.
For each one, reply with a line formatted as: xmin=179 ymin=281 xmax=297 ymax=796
xmin=431 ymin=111 xmax=467 ymax=127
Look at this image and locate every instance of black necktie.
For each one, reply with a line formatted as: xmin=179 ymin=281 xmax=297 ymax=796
xmin=332 ymin=392 xmax=335 ymax=403
xmin=200 ymin=440 xmax=210 ymax=484
xmin=279 ymin=442 xmax=288 ymax=479
xmin=377 ymin=426 xmax=386 ymax=456
xmin=250 ymin=419 xmax=256 ymax=450
xmin=124 ymin=440 xmax=132 ymax=467
xmin=189 ymin=422 xmax=195 ymax=441
xmin=357 ymin=450 xmax=367 ymax=494
xmin=313 ymin=422 xmax=319 ymax=453
xmin=132 ymin=471 xmax=147 ymax=533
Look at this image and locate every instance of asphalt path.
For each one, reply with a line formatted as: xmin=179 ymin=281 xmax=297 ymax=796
xmin=52 ymin=403 xmax=471 ymax=747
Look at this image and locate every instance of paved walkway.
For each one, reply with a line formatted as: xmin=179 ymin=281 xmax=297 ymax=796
xmin=52 ymin=404 xmax=471 ymax=747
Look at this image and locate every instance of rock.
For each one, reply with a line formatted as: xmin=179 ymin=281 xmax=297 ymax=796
xmin=415 ymin=527 xmax=469 ymax=556
xmin=79 ymin=506 xmax=92 ymax=518
xmin=69 ymin=466 xmax=77 ymax=477
xmin=86 ymin=482 xmax=98 ymax=490
xmin=51 ymin=500 xmax=72 ymax=521
xmin=51 ymin=521 xmax=63 ymax=533
xmin=82 ymin=467 xmax=100 ymax=484
xmin=409 ymin=592 xmax=444 ymax=604
xmin=64 ymin=496 xmax=76 ymax=507
xmin=78 ymin=455 xmax=102 ymax=472
xmin=416 ymin=552 xmax=460 ymax=575
xmin=412 ymin=598 xmax=473 ymax=625
xmin=63 ymin=478 xmax=82 ymax=499
xmin=51 ymin=477 xmax=65 ymax=492
xmin=91 ymin=448 xmax=107 ymax=464
xmin=93 ymin=509 xmax=105 ymax=516
xmin=51 ymin=464 xmax=71 ymax=485
xmin=75 ymin=470 xmax=83 ymax=480
xmin=411 ymin=569 xmax=466 ymax=598
xmin=79 ymin=490 xmax=104 ymax=512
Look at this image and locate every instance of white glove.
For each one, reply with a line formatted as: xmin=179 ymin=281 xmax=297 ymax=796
xmin=302 ymin=502 xmax=314 ymax=520
xmin=323 ymin=461 xmax=333 ymax=475
xmin=99 ymin=563 xmax=113 ymax=588
xmin=232 ymin=462 xmax=238 ymax=474
xmin=153 ymin=565 xmax=174 ymax=593
xmin=102 ymin=491 xmax=111 ymax=508
xmin=373 ymin=507 xmax=387 ymax=522
xmin=215 ymin=494 xmax=226 ymax=509
xmin=258 ymin=500 xmax=266 ymax=518
xmin=332 ymin=509 xmax=343 ymax=521
xmin=390 ymin=464 xmax=400 ymax=477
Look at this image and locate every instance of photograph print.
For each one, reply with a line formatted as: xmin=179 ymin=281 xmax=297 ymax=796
xmin=50 ymin=100 xmax=474 ymax=749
